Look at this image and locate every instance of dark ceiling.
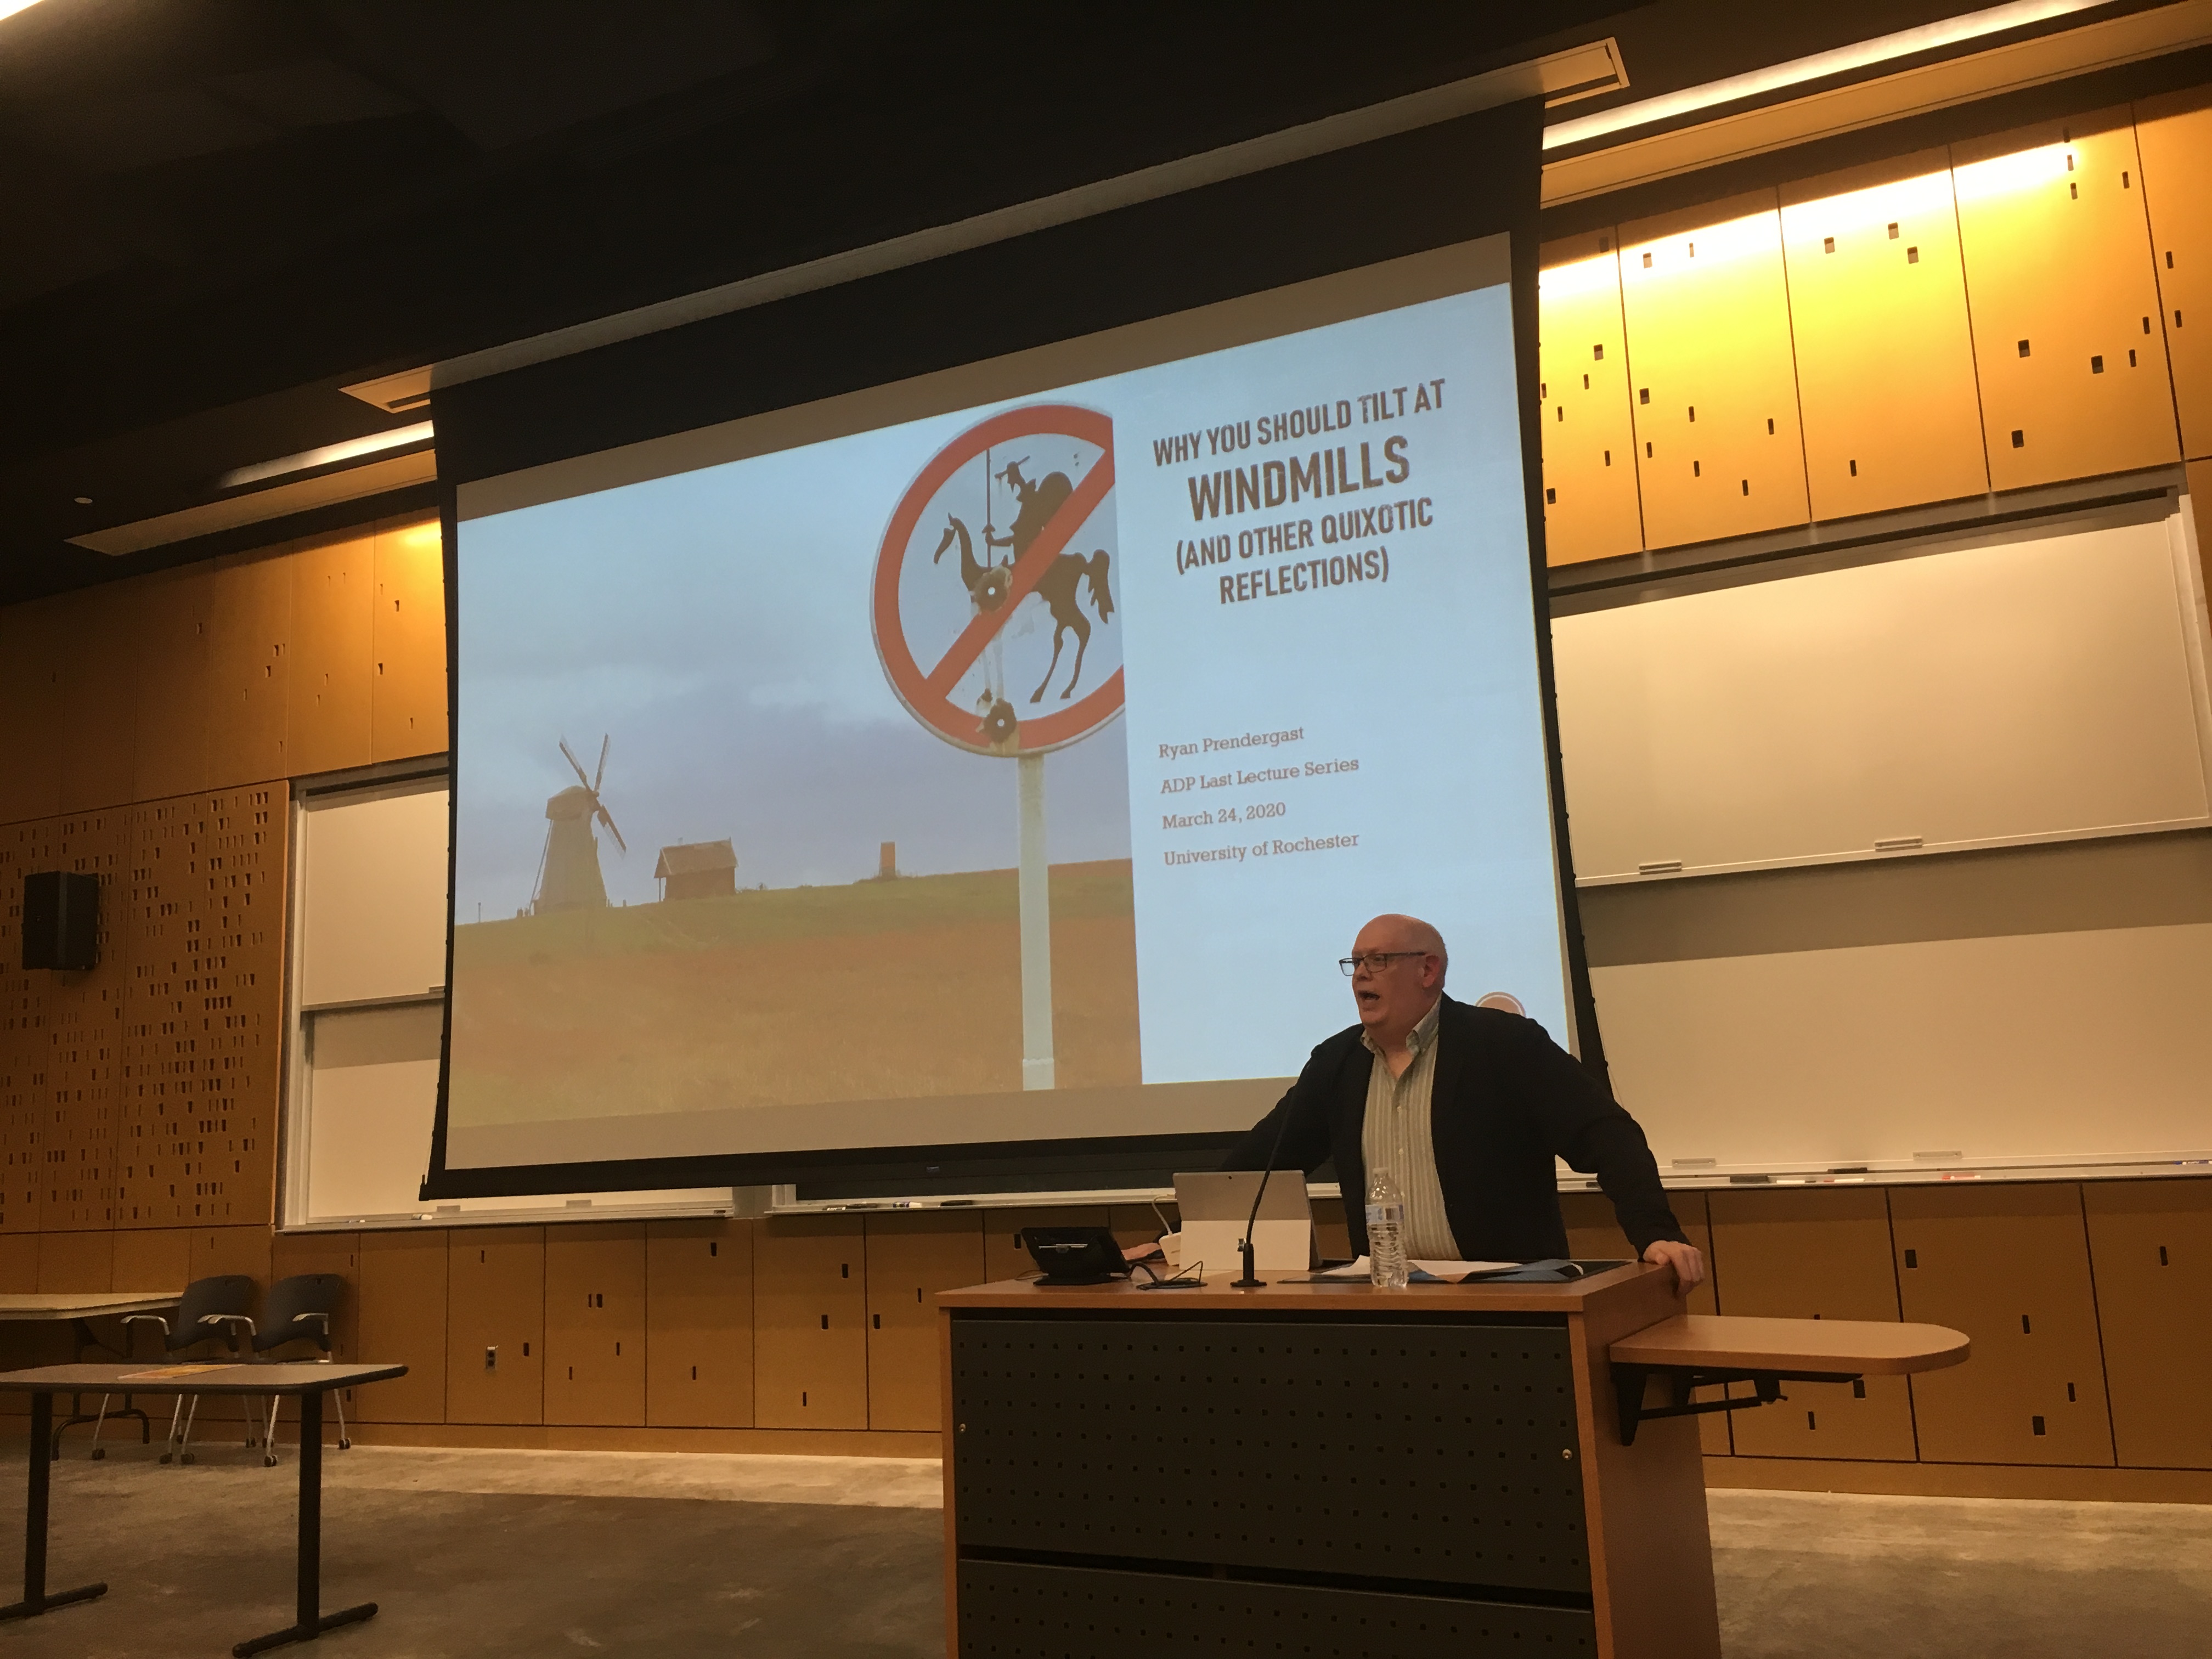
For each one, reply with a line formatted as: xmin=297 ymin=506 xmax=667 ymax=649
xmin=0 ymin=0 xmax=2164 ymax=603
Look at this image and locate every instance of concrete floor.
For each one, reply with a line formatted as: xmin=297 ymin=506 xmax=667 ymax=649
xmin=0 ymin=1441 xmax=2203 ymax=1657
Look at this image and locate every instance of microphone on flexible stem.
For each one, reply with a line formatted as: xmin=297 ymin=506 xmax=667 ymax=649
xmin=1231 ymin=1104 xmax=1297 ymax=1289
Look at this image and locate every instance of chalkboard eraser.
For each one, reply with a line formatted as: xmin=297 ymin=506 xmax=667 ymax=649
xmin=1638 ymin=860 xmax=1684 ymax=875
xmin=1829 ymin=1166 xmax=1870 ymax=1174
xmin=940 ymin=1198 xmax=976 ymax=1206
xmin=1728 ymin=1174 xmax=1773 ymax=1184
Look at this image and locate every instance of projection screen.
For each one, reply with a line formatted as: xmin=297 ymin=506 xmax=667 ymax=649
xmin=425 ymin=101 xmax=1589 ymax=1198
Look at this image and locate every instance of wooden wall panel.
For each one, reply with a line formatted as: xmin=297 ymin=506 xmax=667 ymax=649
xmin=128 ymin=566 xmax=213 ymax=803
xmin=1707 ymin=1189 xmax=1917 ymax=1462
xmin=54 ymin=588 xmax=138 ymax=815
xmin=447 ymin=1226 xmax=544 ymax=1424
xmin=117 ymin=787 xmax=286 ymax=1228
xmin=1539 ymin=232 xmax=1644 ymax=565
xmin=645 ymin=1218 xmax=754 ymax=1427
xmin=753 ymin=1216 xmax=867 ymax=1429
xmin=0 ymin=596 xmax=64 ymax=825
xmin=355 ymin=1229 xmax=449 ymax=1422
xmin=110 ymin=1227 xmax=191 ymax=1294
xmin=1892 ymin=1183 xmax=2113 ymax=1466
xmin=370 ymin=515 xmax=448 ymax=762
xmin=865 ymin=1214 xmax=985 ymax=1432
xmin=2136 ymin=89 xmax=2212 ymax=460
xmin=286 ymin=529 xmax=374 ymax=777
xmin=204 ymin=550 xmax=292 ymax=792
xmin=37 ymin=811 xmax=125 ymax=1231
xmin=0 ymin=1233 xmax=37 ymax=1291
xmin=981 ymin=1206 xmax=1110 ymax=1284
xmin=188 ymin=1223 xmax=272 ymax=1295
xmin=0 ymin=823 xmax=42 ymax=1234
xmin=1954 ymin=109 xmax=2179 ymax=489
xmin=544 ymin=1221 xmax=646 ymax=1426
xmin=1619 ymin=193 xmax=1811 ymax=548
xmin=35 ymin=1227 xmax=113 ymax=1291
xmin=2082 ymin=1179 xmax=2212 ymax=1468
xmin=1781 ymin=153 xmax=1989 ymax=520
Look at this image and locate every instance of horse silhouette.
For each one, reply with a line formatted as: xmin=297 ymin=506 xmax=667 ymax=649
xmin=933 ymin=512 xmax=1112 ymax=702
xmin=1028 ymin=547 xmax=1114 ymax=703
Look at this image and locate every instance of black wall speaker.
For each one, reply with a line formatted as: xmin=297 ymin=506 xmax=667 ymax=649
xmin=22 ymin=871 xmax=99 ymax=972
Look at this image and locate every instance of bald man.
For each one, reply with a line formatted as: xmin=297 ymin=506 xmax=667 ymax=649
xmin=1221 ymin=913 xmax=1705 ymax=1290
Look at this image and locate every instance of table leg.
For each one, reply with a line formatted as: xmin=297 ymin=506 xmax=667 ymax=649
xmin=0 ymin=1392 xmax=106 ymax=1622
xmin=230 ymin=1391 xmax=376 ymax=1657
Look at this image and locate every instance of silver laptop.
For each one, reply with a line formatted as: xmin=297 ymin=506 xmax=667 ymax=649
xmin=1172 ymin=1171 xmax=1316 ymax=1276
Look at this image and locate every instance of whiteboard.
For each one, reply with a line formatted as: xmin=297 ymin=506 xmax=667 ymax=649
xmin=284 ymin=776 xmax=731 ymax=1227
xmin=1552 ymin=512 xmax=2212 ymax=882
xmin=1593 ymin=922 xmax=2212 ymax=1171
xmin=298 ymin=783 xmax=450 ymax=1007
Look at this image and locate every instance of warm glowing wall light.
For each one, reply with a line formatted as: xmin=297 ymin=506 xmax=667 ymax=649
xmin=1539 ymin=253 xmax=1623 ymax=301
xmin=1950 ymin=141 xmax=2074 ymax=204
xmin=0 ymin=0 xmax=52 ymax=22
xmin=1543 ymin=0 xmax=2104 ymax=150
xmin=1780 ymin=168 xmax=1956 ymax=240
xmin=1624 ymin=211 xmax=1782 ymax=278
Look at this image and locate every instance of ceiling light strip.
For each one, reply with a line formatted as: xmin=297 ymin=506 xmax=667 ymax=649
xmin=219 ymin=420 xmax=435 ymax=490
xmin=69 ymin=450 xmax=438 ymax=557
xmin=1543 ymin=0 xmax=2104 ymax=151
xmin=1541 ymin=0 xmax=2212 ymax=206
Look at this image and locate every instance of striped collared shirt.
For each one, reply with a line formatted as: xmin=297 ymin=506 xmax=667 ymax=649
xmin=1358 ymin=997 xmax=1459 ymax=1260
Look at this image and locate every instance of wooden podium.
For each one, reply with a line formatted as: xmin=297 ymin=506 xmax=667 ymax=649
xmin=937 ymin=1266 xmax=1966 ymax=1659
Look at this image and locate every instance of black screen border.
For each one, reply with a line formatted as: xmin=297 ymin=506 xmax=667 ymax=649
xmin=422 ymin=96 xmax=1593 ymax=1201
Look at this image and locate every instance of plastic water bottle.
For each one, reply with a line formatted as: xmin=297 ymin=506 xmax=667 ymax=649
xmin=1367 ymin=1169 xmax=1408 ymax=1289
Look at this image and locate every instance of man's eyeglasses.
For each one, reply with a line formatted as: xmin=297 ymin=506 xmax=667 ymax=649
xmin=1340 ymin=951 xmax=1426 ymax=976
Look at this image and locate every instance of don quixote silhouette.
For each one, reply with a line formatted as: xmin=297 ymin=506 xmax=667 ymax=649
xmin=931 ymin=455 xmax=1114 ymax=704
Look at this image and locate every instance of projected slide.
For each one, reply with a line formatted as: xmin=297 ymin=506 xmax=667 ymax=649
xmin=447 ymin=239 xmax=1569 ymax=1171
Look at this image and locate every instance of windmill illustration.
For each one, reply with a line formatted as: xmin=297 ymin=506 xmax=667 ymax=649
xmin=531 ymin=736 xmax=627 ymax=913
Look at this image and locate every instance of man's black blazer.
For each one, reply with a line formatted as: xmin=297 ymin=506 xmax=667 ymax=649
xmin=1219 ymin=993 xmax=1686 ymax=1262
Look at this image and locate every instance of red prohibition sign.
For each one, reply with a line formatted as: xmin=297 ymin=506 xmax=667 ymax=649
xmin=872 ymin=403 xmax=1121 ymax=755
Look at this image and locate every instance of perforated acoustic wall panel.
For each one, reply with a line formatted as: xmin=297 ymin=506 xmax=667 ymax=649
xmin=950 ymin=1312 xmax=1588 ymax=1596
xmin=956 ymin=1559 xmax=1596 ymax=1658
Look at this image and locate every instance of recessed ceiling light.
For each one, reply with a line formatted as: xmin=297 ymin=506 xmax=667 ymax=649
xmin=73 ymin=495 xmax=92 ymax=505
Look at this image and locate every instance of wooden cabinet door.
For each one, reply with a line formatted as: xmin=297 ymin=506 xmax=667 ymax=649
xmin=370 ymin=516 xmax=448 ymax=763
xmin=646 ymin=1218 xmax=754 ymax=1428
xmin=1618 ymin=191 xmax=1812 ymax=549
xmin=2136 ymin=89 xmax=2212 ymax=461
xmin=1780 ymin=151 xmax=1989 ymax=519
xmin=1539 ymin=231 xmax=1644 ymax=565
xmin=754 ymin=1216 xmax=866 ymax=1429
xmin=1707 ymin=1188 xmax=1917 ymax=1462
xmin=355 ymin=1230 xmax=448 ymax=1423
xmin=866 ymin=1214 xmax=985 ymax=1431
xmin=545 ymin=1222 xmax=646 ymax=1426
xmin=446 ymin=1226 xmax=544 ymax=1425
xmin=1954 ymin=107 xmax=2178 ymax=489
xmin=1892 ymin=1183 xmax=2113 ymax=1465
xmin=2083 ymin=1178 xmax=2212 ymax=1468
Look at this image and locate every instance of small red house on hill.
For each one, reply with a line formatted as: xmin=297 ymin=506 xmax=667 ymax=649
xmin=654 ymin=839 xmax=737 ymax=901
